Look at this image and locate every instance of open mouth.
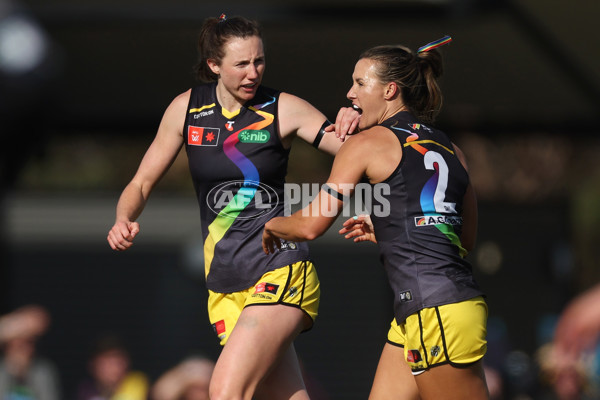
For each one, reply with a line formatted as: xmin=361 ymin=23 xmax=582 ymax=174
xmin=352 ymin=104 xmax=363 ymax=114
xmin=241 ymin=83 xmax=257 ymax=92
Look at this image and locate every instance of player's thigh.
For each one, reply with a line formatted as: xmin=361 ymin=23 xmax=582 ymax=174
xmin=208 ymin=261 xmax=319 ymax=346
xmin=210 ymin=304 xmax=307 ymax=398
xmin=369 ymin=342 xmax=419 ymax=400
xmin=415 ymin=360 xmax=489 ymax=400
xmin=255 ymin=343 xmax=309 ymax=400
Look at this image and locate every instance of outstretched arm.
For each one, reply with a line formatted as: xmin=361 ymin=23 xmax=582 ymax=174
xmin=107 ymin=90 xmax=189 ymax=251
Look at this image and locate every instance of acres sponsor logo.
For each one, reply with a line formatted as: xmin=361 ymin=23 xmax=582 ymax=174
xmin=414 ymin=215 xmax=463 ymax=227
xmin=206 ymin=180 xmax=279 ymax=219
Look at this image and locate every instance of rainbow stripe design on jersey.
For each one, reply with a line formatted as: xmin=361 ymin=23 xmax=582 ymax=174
xmin=394 ymin=125 xmax=467 ymax=257
xmin=203 ymin=98 xmax=276 ymax=278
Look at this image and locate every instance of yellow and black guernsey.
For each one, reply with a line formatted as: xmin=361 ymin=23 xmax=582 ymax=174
xmin=369 ymin=111 xmax=484 ymax=324
xmin=184 ymin=83 xmax=310 ymax=293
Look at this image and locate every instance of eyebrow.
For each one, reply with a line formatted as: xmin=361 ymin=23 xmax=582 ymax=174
xmin=236 ymin=55 xmax=265 ymax=64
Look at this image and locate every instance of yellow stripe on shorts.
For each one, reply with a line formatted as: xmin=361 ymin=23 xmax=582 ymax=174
xmin=387 ymin=296 xmax=487 ymax=372
xmin=207 ymin=261 xmax=320 ymax=346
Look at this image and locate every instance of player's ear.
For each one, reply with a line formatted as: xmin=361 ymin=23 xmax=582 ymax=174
xmin=384 ymin=82 xmax=398 ymax=100
xmin=207 ymin=58 xmax=220 ymax=75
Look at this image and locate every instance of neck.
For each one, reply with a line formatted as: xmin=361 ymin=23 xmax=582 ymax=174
xmin=215 ymin=82 xmax=244 ymax=113
xmin=379 ymin=103 xmax=408 ymax=124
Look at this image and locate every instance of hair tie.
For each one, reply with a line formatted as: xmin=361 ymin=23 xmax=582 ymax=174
xmin=417 ymin=35 xmax=452 ymax=53
xmin=218 ymin=13 xmax=227 ymax=22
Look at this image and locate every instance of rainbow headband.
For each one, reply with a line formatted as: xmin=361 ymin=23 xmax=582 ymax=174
xmin=417 ymin=35 xmax=452 ymax=53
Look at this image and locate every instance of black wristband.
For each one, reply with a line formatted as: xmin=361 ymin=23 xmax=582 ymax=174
xmin=312 ymin=120 xmax=332 ymax=148
xmin=322 ymin=183 xmax=349 ymax=201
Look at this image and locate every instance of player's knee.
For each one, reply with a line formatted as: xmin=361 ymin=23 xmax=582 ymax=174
xmin=209 ymin=377 xmax=252 ymax=400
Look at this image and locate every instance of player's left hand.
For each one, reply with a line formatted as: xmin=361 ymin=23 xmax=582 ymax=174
xmin=326 ymin=106 xmax=361 ymax=142
xmin=262 ymin=229 xmax=282 ymax=254
xmin=339 ymin=214 xmax=377 ymax=243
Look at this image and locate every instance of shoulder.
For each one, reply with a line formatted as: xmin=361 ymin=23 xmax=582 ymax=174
xmin=277 ymin=91 xmax=325 ymax=125
xmin=278 ymin=91 xmax=316 ymax=110
xmin=277 ymin=91 xmax=326 ymax=140
xmin=451 ymin=142 xmax=469 ymax=172
xmin=158 ymin=89 xmax=192 ymax=135
xmin=171 ymin=89 xmax=193 ymax=107
xmin=343 ymin=125 xmax=398 ymax=152
xmin=335 ymin=125 xmax=402 ymax=183
xmin=166 ymin=89 xmax=192 ymax=114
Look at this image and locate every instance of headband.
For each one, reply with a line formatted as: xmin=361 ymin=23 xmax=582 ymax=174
xmin=417 ymin=35 xmax=452 ymax=53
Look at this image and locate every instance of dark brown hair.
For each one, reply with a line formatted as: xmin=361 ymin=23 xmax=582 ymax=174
xmin=359 ymin=45 xmax=444 ymax=124
xmin=194 ymin=15 xmax=263 ymax=82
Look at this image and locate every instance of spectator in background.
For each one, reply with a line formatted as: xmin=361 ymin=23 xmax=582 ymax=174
xmin=536 ymin=282 xmax=600 ymax=400
xmin=76 ymin=334 xmax=148 ymax=400
xmin=0 ymin=305 xmax=61 ymax=400
xmin=151 ymin=355 xmax=214 ymax=400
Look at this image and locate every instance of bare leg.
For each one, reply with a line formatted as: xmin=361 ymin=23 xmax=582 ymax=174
xmin=254 ymin=343 xmax=308 ymax=400
xmin=415 ymin=361 xmax=489 ymax=400
xmin=209 ymin=304 xmax=310 ymax=400
xmin=369 ymin=343 xmax=420 ymax=400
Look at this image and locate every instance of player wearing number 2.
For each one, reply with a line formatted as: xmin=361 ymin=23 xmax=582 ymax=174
xmin=263 ymin=38 xmax=489 ymax=399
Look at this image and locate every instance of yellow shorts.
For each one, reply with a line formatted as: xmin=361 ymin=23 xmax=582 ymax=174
xmin=207 ymin=261 xmax=320 ymax=346
xmin=387 ymin=296 xmax=487 ymax=373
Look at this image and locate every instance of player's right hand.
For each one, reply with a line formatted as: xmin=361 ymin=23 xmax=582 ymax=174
xmin=107 ymin=220 xmax=140 ymax=251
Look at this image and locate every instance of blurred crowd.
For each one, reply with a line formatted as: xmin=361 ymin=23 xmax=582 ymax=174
xmin=1 ymin=295 xmax=600 ymax=400
xmin=0 ymin=305 xmax=214 ymax=400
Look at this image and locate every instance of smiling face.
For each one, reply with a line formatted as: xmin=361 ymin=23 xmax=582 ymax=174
xmin=346 ymin=58 xmax=389 ymax=130
xmin=208 ymin=35 xmax=265 ymax=110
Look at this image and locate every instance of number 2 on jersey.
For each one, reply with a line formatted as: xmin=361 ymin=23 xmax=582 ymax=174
xmin=422 ymin=151 xmax=457 ymax=214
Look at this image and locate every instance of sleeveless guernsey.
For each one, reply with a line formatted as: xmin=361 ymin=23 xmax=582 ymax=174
xmin=183 ymin=83 xmax=310 ymax=293
xmin=370 ymin=112 xmax=484 ymax=324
